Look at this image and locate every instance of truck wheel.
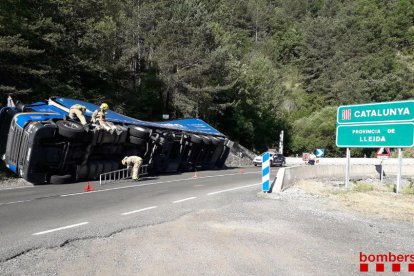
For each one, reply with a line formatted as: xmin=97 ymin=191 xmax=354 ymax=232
xmin=76 ymin=165 xmax=89 ymax=180
xmin=130 ymin=136 xmax=147 ymax=146
xmin=88 ymin=162 xmax=98 ymax=179
xmin=49 ymin=174 xmax=73 ymax=184
xmin=129 ymin=126 xmax=150 ymax=138
xmin=210 ymin=136 xmax=220 ymax=146
xmin=201 ymin=136 xmax=212 ymax=145
xmin=56 ymin=120 xmax=84 ymax=138
xmin=190 ymin=134 xmax=202 ymax=144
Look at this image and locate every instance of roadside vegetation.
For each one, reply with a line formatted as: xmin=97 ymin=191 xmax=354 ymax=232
xmin=1 ymin=0 xmax=414 ymax=154
xmin=298 ymin=179 xmax=414 ymax=222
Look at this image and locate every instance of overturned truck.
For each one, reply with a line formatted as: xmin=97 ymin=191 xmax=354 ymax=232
xmin=0 ymin=97 xmax=231 ymax=184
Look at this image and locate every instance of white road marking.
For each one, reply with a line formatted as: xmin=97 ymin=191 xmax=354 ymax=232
xmin=0 ymin=199 xmax=33 ymax=206
xmin=172 ymin=197 xmax=197 ymax=203
xmin=0 ymin=186 xmax=33 ymax=191
xmin=1 ymin=170 xmax=264 ymax=205
xmin=207 ymin=183 xmax=259 ymax=195
xmin=60 ymin=192 xmax=92 ymax=197
xmin=121 ymin=206 xmax=157 ymax=216
xmin=59 ymin=172 xmax=260 ymax=198
xmin=32 ymin=222 xmax=89 ymax=236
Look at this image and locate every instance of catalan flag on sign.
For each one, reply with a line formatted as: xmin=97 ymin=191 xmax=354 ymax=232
xmin=342 ymin=109 xmax=351 ymax=120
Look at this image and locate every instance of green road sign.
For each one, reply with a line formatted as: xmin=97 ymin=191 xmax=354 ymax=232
xmin=336 ymin=123 xmax=414 ymax=148
xmin=337 ymin=100 xmax=414 ymax=124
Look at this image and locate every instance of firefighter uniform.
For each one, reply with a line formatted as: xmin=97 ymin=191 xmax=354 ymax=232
xmin=91 ymin=103 xmax=116 ymax=132
xmin=69 ymin=104 xmax=87 ymax=125
xmin=122 ymin=156 xmax=143 ymax=180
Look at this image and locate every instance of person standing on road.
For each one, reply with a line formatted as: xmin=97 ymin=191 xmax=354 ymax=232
xmin=122 ymin=156 xmax=143 ymax=181
xmin=308 ymin=152 xmax=316 ymax=165
xmin=69 ymin=104 xmax=88 ymax=129
xmin=92 ymin=103 xmax=116 ymax=133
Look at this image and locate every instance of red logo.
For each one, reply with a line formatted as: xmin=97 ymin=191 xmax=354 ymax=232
xmin=360 ymin=252 xmax=414 ymax=272
xmin=342 ymin=109 xmax=351 ymax=120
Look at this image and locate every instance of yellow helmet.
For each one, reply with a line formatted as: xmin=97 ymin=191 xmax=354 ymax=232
xmin=100 ymin=103 xmax=109 ymax=110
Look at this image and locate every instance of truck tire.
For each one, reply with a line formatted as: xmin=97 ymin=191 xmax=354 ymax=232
xmin=210 ymin=136 xmax=219 ymax=146
xmin=190 ymin=134 xmax=202 ymax=144
xmin=56 ymin=120 xmax=84 ymax=139
xmin=49 ymin=174 xmax=73 ymax=184
xmin=76 ymin=165 xmax=89 ymax=180
xmin=130 ymin=136 xmax=147 ymax=146
xmin=96 ymin=162 xmax=104 ymax=177
xmin=111 ymin=160 xmax=119 ymax=172
xmin=114 ymin=126 xmax=128 ymax=144
xmin=103 ymin=161 xmax=112 ymax=173
xmin=101 ymin=130 xmax=116 ymax=144
xmin=129 ymin=126 xmax=150 ymax=138
xmin=201 ymin=136 xmax=212 ymax=145
xmin=88 ymin=162 xmax=98 ymax=180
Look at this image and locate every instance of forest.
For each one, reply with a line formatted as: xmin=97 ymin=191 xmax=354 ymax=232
xmin=1 ymin=0 xmax=413 ymax=156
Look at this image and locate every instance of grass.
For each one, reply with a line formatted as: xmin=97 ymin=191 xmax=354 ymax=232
xmin=352 ymin=182 xmax=374 ymax=192
xmin=402 ymin=179 xmax=414 ymax=195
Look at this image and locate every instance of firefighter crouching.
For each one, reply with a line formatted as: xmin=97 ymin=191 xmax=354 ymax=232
xmin=69 ymin=104 xmax=88 ymax=128
xmin=122 ymin=156 xmax=143 ymax=181
xmin=92 ymin=103 xmax=117 ymax=133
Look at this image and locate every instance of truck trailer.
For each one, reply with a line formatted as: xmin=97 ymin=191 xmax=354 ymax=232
xmin=0 ymin=97 xmax=231 ymax=184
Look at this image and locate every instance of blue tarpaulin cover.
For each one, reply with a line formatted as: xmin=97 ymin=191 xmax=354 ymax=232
xmin=27 ymin=97 xmax=224 ymax=136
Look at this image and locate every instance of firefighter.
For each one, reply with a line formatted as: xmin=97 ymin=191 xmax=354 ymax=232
xmin=122 ymin=156 xmax=143 ymax=181
xmin=91 ymin=103 xmax=116 ymax=132
xmin=69 ymin=104 xmax=88 ymax=128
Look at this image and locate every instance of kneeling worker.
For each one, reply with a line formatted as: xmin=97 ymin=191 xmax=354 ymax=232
xmin=69 ymin=104 xmax=88 ymax=128
xmin=122 ymin=156 xmax=143 ymax=181
xmin=92 ymin=103 xmax=117 ymax=132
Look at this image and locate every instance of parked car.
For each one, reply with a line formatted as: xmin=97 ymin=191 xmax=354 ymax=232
xmin=272 ymin=153 xmax=286 ymax=166
xmin=253 ymin=152 xmax=286 ymax=167
xmin=0 ymin=97 xmax=231 ymax=184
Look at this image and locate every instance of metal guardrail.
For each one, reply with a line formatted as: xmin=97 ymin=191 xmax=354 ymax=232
xmin=99 ymin=164 xmax=148 ymax=185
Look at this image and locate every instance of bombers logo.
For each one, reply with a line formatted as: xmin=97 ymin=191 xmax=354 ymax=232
xmin=360 ymin=252 xmax=414 ymax=272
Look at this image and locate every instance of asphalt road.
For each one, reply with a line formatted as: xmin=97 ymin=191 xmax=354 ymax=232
xmin=1 ymin=166 xmax=414 ymax=275
xmin=0 ymin=167 xmax=270 ymax=262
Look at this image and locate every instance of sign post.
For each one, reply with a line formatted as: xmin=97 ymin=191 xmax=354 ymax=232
xmin=337 ymin=100 xmax=414 ymax=192
xmin=376 ymin=148 xmax=390 ymax=184
xmin=397 ymin=148 xmax=403 ymax=194
xmin=345 ymin=148 xmax=350 ymax=188
xmin=279 ymin=130 xmax=284 ymax=154
xmin=262 ymin=152 xmax=270 ymax=193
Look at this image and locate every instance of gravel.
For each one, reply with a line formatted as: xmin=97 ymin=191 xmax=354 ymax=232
xmin=0 ymin=177 xmax=33 ymax=190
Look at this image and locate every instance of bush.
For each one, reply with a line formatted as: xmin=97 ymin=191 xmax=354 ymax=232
xmin=353 ymin=182 xmax=374 ymax=192
xmin=402 ymin=179 xmax=414 ymax=195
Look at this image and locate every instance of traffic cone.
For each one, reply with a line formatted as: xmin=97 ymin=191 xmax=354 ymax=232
xmin=192 ymin=170 xmax=198 ymax=178
xmin=84 ymin=182 xmax=95 ymax=192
